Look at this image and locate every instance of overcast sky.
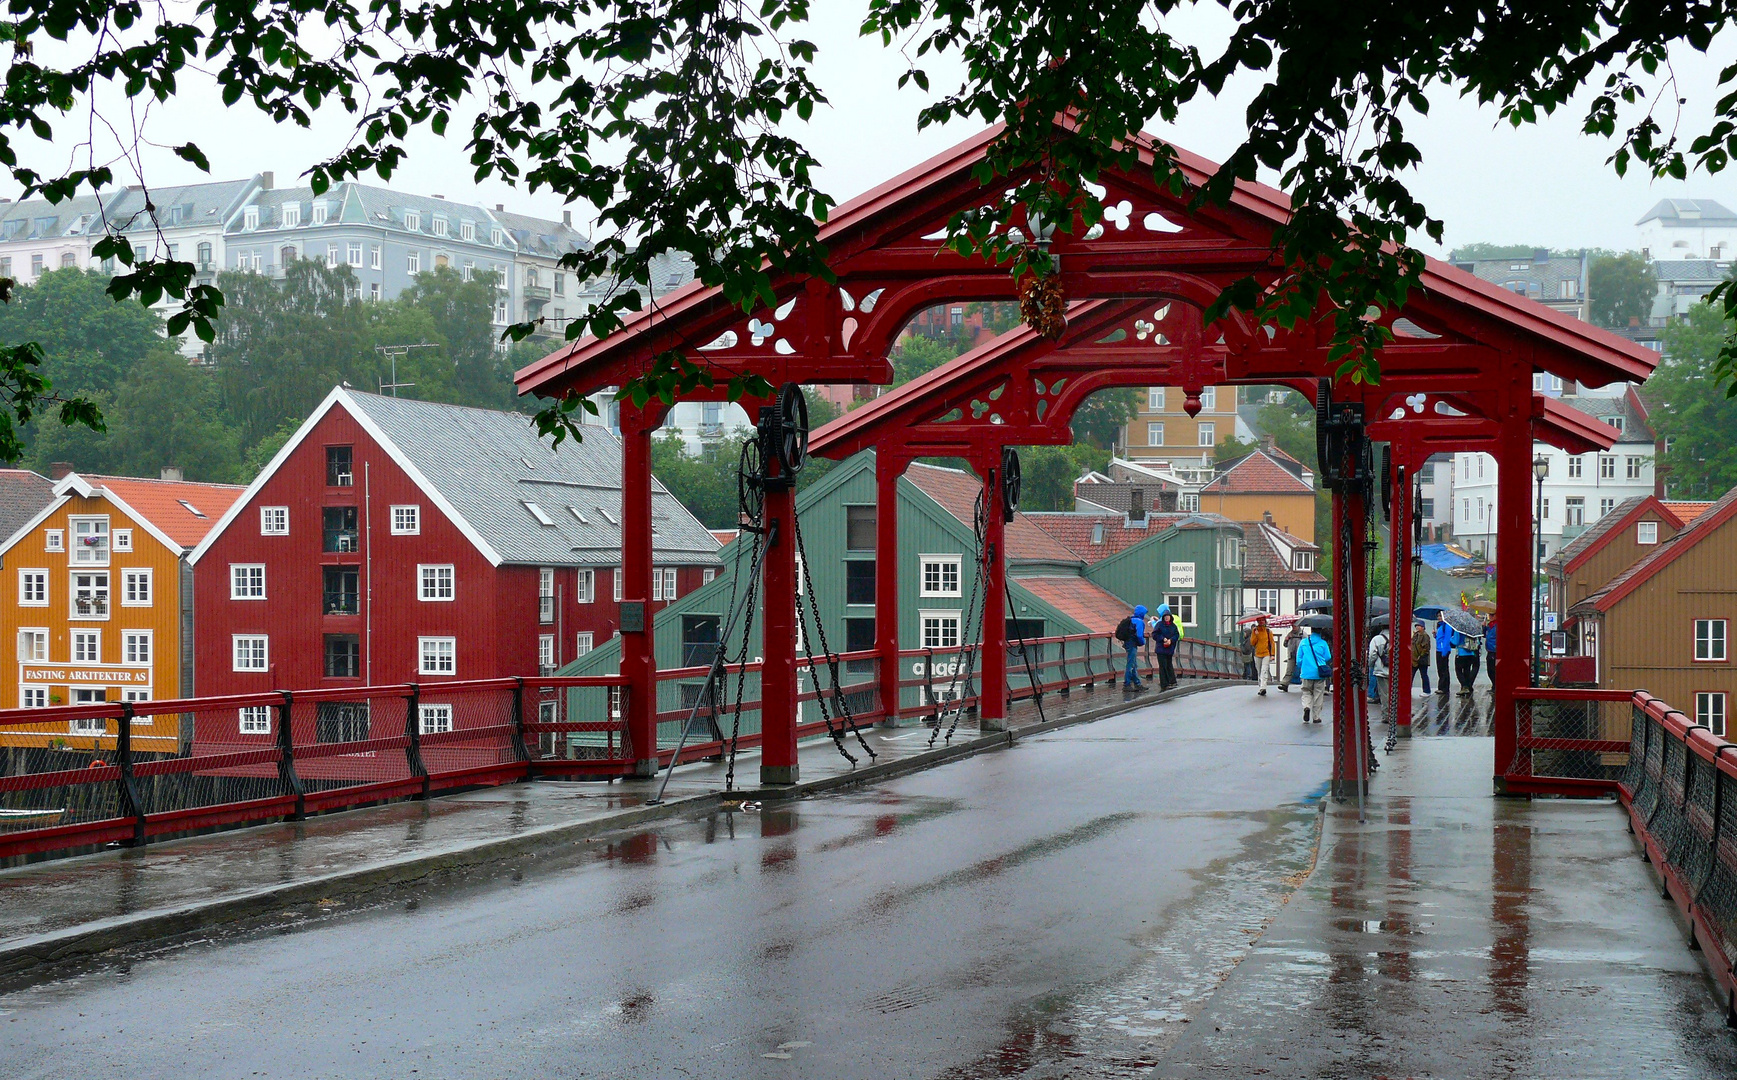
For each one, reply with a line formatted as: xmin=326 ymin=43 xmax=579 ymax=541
xmin=11 ymin=6 xmax=1736 ymax=256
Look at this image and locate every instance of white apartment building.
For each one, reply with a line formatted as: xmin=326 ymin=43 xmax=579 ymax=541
xmin=1450 ymin=392 xmax=1655 ymax=560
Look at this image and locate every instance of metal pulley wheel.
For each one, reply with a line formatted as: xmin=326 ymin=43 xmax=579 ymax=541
xmin=776 ymin=382 xmax=809 ymax=476
xmin=1001 ymin=447 xmax=1021 ymax=523
xmin=738 ymin=438 xmax=765 ymax=524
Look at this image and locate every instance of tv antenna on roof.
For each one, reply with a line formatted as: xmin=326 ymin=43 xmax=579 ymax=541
xmin=374 ymin=342 xmax=437 ymax=396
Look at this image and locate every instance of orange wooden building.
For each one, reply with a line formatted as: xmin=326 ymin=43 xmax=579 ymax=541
xmin=0 ymin=472 xmax=242 ymax=751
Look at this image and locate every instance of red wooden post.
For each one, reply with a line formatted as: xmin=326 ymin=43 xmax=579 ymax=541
xmin=620 ymin=403 xmax=662 ymax=777
xmin=977 ymin=452 xmax=1008 ymax=730
xmin=1347 ymin=485 xmax=1370 ymax=794
xmin=1493 ymin=373 xmax=1534 ymax=793
xmin=1391 ymin=446 xmax=1415 ymax=739
xmin=875 ymin=448 xmax=904 ymax=725
xmin=1330 ymin=491 xmax=1355 ymax=796
xmin=760 ymin=454 xmax=800 ymax=785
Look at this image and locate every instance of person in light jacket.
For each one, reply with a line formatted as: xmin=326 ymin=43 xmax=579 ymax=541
xmin=1367 ymin=628 xmax=1389 ymax=705
xmin=1295 ymin=626 xmax=1332 ymax=724
xmin=1250 ymin=616 xmax=1276 ymax=696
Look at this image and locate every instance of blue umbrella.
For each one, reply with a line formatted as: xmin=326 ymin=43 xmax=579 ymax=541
xmin=1413 ymin=605 xmax=1445 ymax=621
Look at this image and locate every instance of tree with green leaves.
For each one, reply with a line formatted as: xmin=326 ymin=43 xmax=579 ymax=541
xmin=5 ymin=0 xmax=1737 ymax=452
xmin=1018 ymin=443 xmax=1112 ymax=512
xmin=1071 ymin=388 xmax=1141 ymax=451
xmin=1589 ymin=251 xmax=1659 ymax=329
xmin=1651 ymin=302 xmax=1737 ymax=498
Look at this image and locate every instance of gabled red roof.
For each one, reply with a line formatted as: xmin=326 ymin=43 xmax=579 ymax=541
xmin=1022 ymin=511 xmax=1238 ymax=565
xmin=1013 ymin=576 xmax=1133 ymax=635
xmin=1665 ymin=501 xmax=1715 ymax=524
xmin=1544 ymin=494 xmax=1682 ymax=579
xmin=1201 ymin=450 xmax=1314 ymax=496
xmin=86 ymin=475 xmax=246 ymax=548
xmin=1239 ymin=521 xmax=1328 ymax=586
xmin=1578 ymin=485 xmax=1737 ymax=614
xmin=902 ymin=463 xmax=1080 ymax=563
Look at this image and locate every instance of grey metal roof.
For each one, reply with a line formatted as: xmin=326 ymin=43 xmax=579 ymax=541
xmin=1652 ymin=259 xmax=1733 ymax=283
xmin=107 ymin=178 xmax=257 ymax=233
xmin=1561 ymin=394 xmax=1653 ymax=444
xmin=0 ymin=191 xmax=116 ymax=241
xmin=1637 ymin=198 xmax=1737 ymax=226
xmin=343 ymin=390 xmax=720 ymax=566
xmin=0 ymin=469 xmax=55 ymax=540
xmin=489 ymin=209 xmax=590 ymax=258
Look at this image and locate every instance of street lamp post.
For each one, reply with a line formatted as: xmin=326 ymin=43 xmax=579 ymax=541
xmin=1532 ymin=453 xmax=1550 ymax=687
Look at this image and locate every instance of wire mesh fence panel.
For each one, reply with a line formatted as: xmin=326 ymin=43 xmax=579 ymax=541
xmin=0 ymin=708 xmax=130 ymax=844
xmin=1619 ymin=703 xmax=1650 ymax=796
xmin=660 ymin=666 xmax=761 ymax=751
xmin=1636 ymin=706 xmax=1667 ymax=822
xmin=1519 ymin=697 xmax=1632 ymax=784
xmin=1701 ymin=767 xmax=1737 ymax=968
xmin=285 ymin=689 xmax=417 ymax=806
xmin=1652 ymin=734 xmax=1693 ymax=872
xmin=130 ymin=697 xmax=289 ymax=823
xmin=1679 ymin=751 xmax=1720 ymax=898
xmin=535 ymin=682 xmax=632 ymax=762
xmin=415 ymin=684 xmax=520 ymax=784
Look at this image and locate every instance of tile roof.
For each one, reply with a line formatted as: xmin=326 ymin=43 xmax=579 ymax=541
xmin=1560 ymin=394 xmax=1653 ymax=444
xmin=1022 ymin=511 xmax=1238 ymax=564
xmin=1067 ymin=481 xmax=1180 ymax=517
xmin=1201 ymin=450 xmax=1314 ymax=495
xmin=902 ymin=462 xmax=1081 ymax=564
xmin=1013 ymin=576 xmax=1133 ymax=635
xmin=87 ymin=475 xmax=247 ymax=547
xmin=1577 ymin=484 xmax=1737 ymax=614
xmin=1638 ymin=198 xmax=1737 ymax=226
xmin=0 ymin=469 xmax=54 ymax=541
xmin=344 ymin=390 xmax=721 ymax=566
xmin=1664 ymin=501 xmax=1715 ymax=524
xmin=1542 ymin=495 xmax=1679 ymax=577
xmin=1239 ymin=521 xmax=1327 ymax=586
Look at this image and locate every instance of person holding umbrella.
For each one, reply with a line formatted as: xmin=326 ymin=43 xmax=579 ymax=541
xmin=1295 ymin=625 xmax=1332 ymax=724
xmin=1443 ymin=608 xmax=1483 ymax=695
xmin=1433 ymin=616 xmax=1454 ymax=696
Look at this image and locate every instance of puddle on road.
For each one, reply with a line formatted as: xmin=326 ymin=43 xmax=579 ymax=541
xmin=934 ymin=802 xmax=1324 ymax=1079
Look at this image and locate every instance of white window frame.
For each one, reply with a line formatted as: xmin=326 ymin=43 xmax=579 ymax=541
xmin=1697 ymin=692 xmax=1728 ymax=737
xmin=574 ymin=632 xmax=594 ymax=656
xmin=230 ymin=563 xmax=266 ymax=600
xmin=1292 ymin=551 xmax=1314 ymax=571
xmin=69 ymin=516 xmax=110 ymax=565
xmin=390 ymin=504 xmax=421 ymax=535
xmin=575 ymin=568 xmax=595 ymax=604
xmin=405 ymin=209 xmax=421 ymax=232
xmin=71 ymin=629 xmax=101 ymax=664
xmin=71 ymin=571 xmax=109 ymax=620
xmin=346 ymin=242 xmax=363 ymax=267
xmin=1565 ymin=497 xmax=1585 ymax=527
xmin=122 ymin=629 xmax=152 ymax=667
xmin=1164 ymin=593 xmax=1197 ymax=627
xmin=233 ymin=635 xmax=269 ymax=672
xmin=1626 ymin=456 xmax=1644 ymax=480
xmin=260 ymin=506 xmax=289 ymax=535
xmin=702 ymin=568 xmax=717 ymax=585
xmin=112 ymin=529 xmax=132 ymax=552
xmin=1147 ymin=387 xmax=1164 ymax=410
xmin=45 ymin=528 xmax=63 ymax=552
xmin=920 ymin=609 xmax=962 ymax=650
xmin=613 ymin=568 xmax=623 ymax=603
xmin=1599 ymin=455 xmax=1617 ymax=480
xmin=122 ymin=688 xmax=150 ymax=704
xmin=239 ymin=706 xmax=273 ymax=735
xmin=1198 ymin=422 xmax=1216 ymax=446
xmin=121 ymin=568 xmax=152 ymax=607
xmin=419 ymin=564 xmax=455 ymax=602
xmin=418 ymin=703 xmax=454 ymax=734
xmin=18 ymin=628 xmax=48 ymax=662
xmin=919 ymin=555 xmax=963 ymax=598
xmin=1695 ymin=619 xmax=1728 ymax=662
xmin=419 ymin=636 xmax=457 ymax=676
xmin=1200 ymin=386 xmax=1217 ymax=411
xmin=1255 ymin=588 xmax=1280 ymax=615
xmin=369 ymin=246 xmax=381 ymax=270
xmin=538 ymin=634 xmax=556 ymax=671
xmin=21 ymin=687 xmax=49 ymax=709
xmin=407 ymin=250 xmax=421 ymax=273
xmin=282 ymin=203 xmax=301 ymax=228
xmin=1637 ymin=521 xmax=1659 ymax=545
xmin=1567 ymin=456 xmax=1583 ymax=478
xmin=18 ymin=569 xmax=47 ymax=606
xmin=1147 ymin=421 xmax=1164 ymax=446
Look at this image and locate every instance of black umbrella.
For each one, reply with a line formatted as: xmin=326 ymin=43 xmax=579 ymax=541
xmin=1368 ymin=613 xmax=1391 ymax=632
xmin=1299 ymin=613 xmax=1334 ymax=630
xmin=1298 ymin=598 xmax=1333 ymax=613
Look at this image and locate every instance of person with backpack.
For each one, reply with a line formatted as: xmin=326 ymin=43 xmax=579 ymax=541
xmin=1367 ymin=626 xmax=1390 ymax=706
xmin=1280 ymin=626 xmax=1302 ymax=692
xmin=1454 ymin=625 xmax=1481 ymax=696
xmin=1116 ymin=604 xmax=1148 ymax=691
xmin=1295 ymin=625 xmax=1332 ymax=724
xmin=1250 ymin=615 xmax=1276 ymax=696
xmin=1153 ymin=611 xmax=1182 ymax=690
xmin=1433 ymin=617 xmax=1454 ymax=696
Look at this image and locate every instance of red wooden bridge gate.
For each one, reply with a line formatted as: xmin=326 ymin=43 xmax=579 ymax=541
xmin=514 ymin=120 xmax=1656 ymax=797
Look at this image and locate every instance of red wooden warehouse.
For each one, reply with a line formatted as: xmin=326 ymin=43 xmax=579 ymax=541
xmin=189 ymin=387 xmax=721 ymax=699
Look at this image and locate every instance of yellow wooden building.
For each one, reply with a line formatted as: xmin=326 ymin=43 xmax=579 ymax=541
xmin=0 ymin=472 xmax=243 ymax=751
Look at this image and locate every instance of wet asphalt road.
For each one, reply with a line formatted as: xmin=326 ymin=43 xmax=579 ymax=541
xmin=0 ymin=688 xmax=1330 ymax=1080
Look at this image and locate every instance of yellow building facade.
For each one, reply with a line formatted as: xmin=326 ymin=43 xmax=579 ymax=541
xmin=1123 ymin=385 xmax=1244 ymax=466
xmin=0 ymin=473 xmax=241 ymax=751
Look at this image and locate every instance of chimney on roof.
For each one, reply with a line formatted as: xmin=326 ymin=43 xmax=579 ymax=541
xmin=1262 ymin=435 xmax=1276 ymax=452
xmin=49 ymin=461 xmax=73 ymax=481
xmin=563 ymin=210 xmax=572 ymax=228
xmin=496 ymin=203 xmax=504 ymax=212
xmin=1129 ymin=486 xmax=1146 ymax=524
xmin=260 ymin=172 xmax=273 ymax=190
xmin=1263 ymin=510 xmax=1274 ymax=525
xmin=1533 ymin=248 xmax=1550 ymax=263
xmin=160 ymin=466 xmax=183 ymax=483
xmin=433 ymin=194 xmax=445 ymax=200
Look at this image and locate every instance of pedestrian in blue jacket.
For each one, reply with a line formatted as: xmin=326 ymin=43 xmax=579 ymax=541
xmin=1433 ymin=619 xmax=1454 ymax=696
xmin=1153 ymin=613 xmax=1182 ymax=690
xmin=1295 ymin=627 xmax=1332 ymax=724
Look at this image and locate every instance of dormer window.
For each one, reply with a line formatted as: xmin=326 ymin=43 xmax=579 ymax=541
xmin=311 ymin=202 xmax=328 ymax=225
xmin=1091 ymin=523 xmax=1105 ymax=544
xmin=283 ymin=204 xmax=301 ymax=228
xmin=1292 ymin=551 xmax=1314 ymax=571
xmin=490 ymin=228 xmax=503 ymax=245
xmin=1606 ymin=415 xmax=1626 ymax=433
xmin=460 ymin=221 xmax=475 ymax=241
xmin=433 ymin=216 xmax=449 ymax=237
xmin=405 ymin=210 xmax=421 ymax=232
xmin=243 ymin=206 xmax=259 ymax=231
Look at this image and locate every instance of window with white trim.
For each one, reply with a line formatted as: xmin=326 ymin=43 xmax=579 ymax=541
xmin=122 ymin=630 xmax=151 ymax=666
xmin=920 ymin=555 xmax=963 ymax=598
xmin=538 ymin=634 xmax=556 ymax=673
xmin=18 ymin=628 xmax=48 ymax=662
xmin=347 ymin=243 xmax=363 ymax=267
xmin=405 ymin=209 xmax=421 ymax=231
xmin=231 ymin=564 xmax=266 ymax=599
xmin=370 ymin=247 xmax=381 ymax=270
xmin=1567 ymin=455 xmax=1583 ymax=478
xmin=651 ymin=567 xmax=676 ymax=601
xmin=539 ymin=567 xmax=555 ymax=622
xmin=575 ymin=568 xmax=595 ymax=603
xmin=70 ymin=516 xmax=109 ymax=564
xmin=523 ymin=501 xmax=554 ymax=526
xmin=1697 ymin=692 xmax=1728 ymax=737
xmin=1200 ymin=386 xmax=1217 ymax=411
xmin=260 ymin=506 xmax=289 ymax=535
xmin=1147 ymin=387 xmax=1164 ymax=410
xmin=1637 ymin=521 xmax=1659 ymax=545
xmin=239 ymin=706 xmax=272 ymax=735
xmin=702 ymin=568 xmax=717 ymax=585
xmin=1695 ymin=619 xmax=1728 ymax=662
xmin=1164 ymin=593 xmax=1197 ymax=626
xmin=419 ymin=704 xmax=454 ymax=734
xmin=1292 ymin=551 xmax=1314 ymax=571
xmin=1147 ymin=422 xmax=1164 ymax=446
xmin=122 ymin=688 xmax=149 ymax=704
xmin=1626 ymin=456 xmax=1644 ymax=480
xmin=22 ymin=687 xmax=48 ymax=709
xmin=233 ymin=635 xmax=269 ymax=671
xmin=419 ymin=636 xmax=456 ymax=675
xmin=18 ymin=569 xmax=46 ymax=606
xmin=1256 ymin=588 xmax=1280 ymax=614
xmin=45 ymin=529 xmax=63 ymax=552
xmin=1565 ymin=497 xmax=1585 ymax=526
xmin=575 ymin=632 xmax=594 ymax=656
xmin=407 ymin=251 xmax=421 ymax=273
xmin=1198 ymin=422 xmax=1216 ymax=446
xmin=390 ymin=505 xmax=421 ymax=535
xmin=112 ymin=529 xmax=132 ymax=552
xmin=613 ymin=568 xmax=623 ymax=603
xmin=921 ymin=610 xmax=962 ymax=650
xmin=71 ymin=572 xmax=108 ymax=619
xmin=123 ymin=568 xmax=151 ymax=606
xmin=419 ymin=564 xmax=455 ymax=601
xmin=1600 ymin=498 xmax=1615 ymax=518
xmin=1599 ymin=455 xmax=1616 ymax=479
xmin=1301 ymin=588 xmax=1325 ymax=602
xmin=72 ymin=629 xmax=100 ymax=663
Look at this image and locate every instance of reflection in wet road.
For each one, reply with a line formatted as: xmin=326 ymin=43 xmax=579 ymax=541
xmin=0 ymin=689 xmax=1330 ymax=1079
